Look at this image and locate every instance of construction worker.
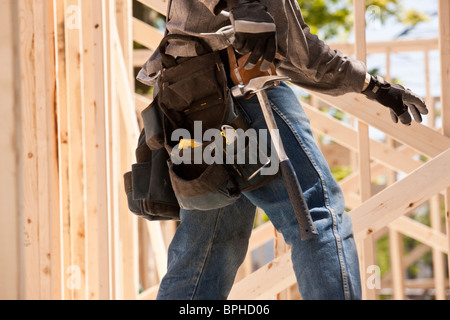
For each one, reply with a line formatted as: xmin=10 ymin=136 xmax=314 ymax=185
xmin=137 ymin=0 xmax=428 ymax=300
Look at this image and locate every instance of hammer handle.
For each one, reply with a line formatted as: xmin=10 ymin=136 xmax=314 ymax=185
xmin=255 ymin=90 xmax=318 ymax=240
xmin=279 ymin=160 xmax=318 ymax=240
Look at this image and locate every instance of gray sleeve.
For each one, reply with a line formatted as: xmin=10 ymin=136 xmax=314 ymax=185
xmin=277 ymin=0 xmax=367 ymax=96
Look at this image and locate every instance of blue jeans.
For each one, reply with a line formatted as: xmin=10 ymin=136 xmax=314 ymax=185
xmin=157 ymin=83 xmax=362 ymax=300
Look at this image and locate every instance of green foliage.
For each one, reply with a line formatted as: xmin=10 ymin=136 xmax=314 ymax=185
xmin=299 ymin=0 xmax=353 ymax=39
xmin=376 ymin=234 xmax=390 ymax=277
xmin=331 ymin=166 xmax=352 ymax=182
xmin=298 ymin=0 xmax=429 ymax=40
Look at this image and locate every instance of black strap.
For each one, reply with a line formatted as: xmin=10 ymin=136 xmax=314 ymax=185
xmin=159 ymin=34 xmax=214 ymax=68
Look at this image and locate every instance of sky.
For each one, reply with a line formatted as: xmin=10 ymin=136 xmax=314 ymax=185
xmin=364 ymin=0 xmax=440 ymax=98
xmin=365 ymin=0 xmax=441 ymax=136
xmin=299 ymin=0 xmax=442 ymax=140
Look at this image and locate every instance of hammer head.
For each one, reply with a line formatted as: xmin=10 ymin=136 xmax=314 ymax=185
xmin=231 ymin=75 xmax=290 ymax=99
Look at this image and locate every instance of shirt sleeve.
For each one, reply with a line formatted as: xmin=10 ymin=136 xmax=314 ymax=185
xmin=277 ymin=0 xmax=367 ymax=96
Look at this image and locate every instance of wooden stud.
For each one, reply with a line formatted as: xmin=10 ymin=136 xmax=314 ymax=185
xmin=34 ymin=0 xmax=60 ymax=300
xmin=91 ymin=0 xmax=113 ymax=300
xmin=0 ymin=0 xmax=23 ymax=300
xmin=353 ymin=0 xmax=377 ymax=300
xmin=389 ymin=229 xmax=405 ymax=300
xmin=54 ymin=0 xmax=73 ymax=300
xmin=19 ymin=0 xmax=41 ymax=300
xmin=390 ymin=217 xmax=448 ymax=254
xmin=81 ymin=0 xmax=104 ymax=300
xmin=64 ymin=0 xmax=88 ymax=300
xmin=425 ymin=44 xmax=447 ymax=300
xmin=384 ymin=47 xmax=405 ymax=300
xmin=438 ymin=0 xmax=450 ymax=295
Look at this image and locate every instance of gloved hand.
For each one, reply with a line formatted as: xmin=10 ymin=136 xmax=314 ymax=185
xmin=362 ymin=75 xmax=429 ymax=126
xmin=226 ymin=0 xmax=277 ymax=71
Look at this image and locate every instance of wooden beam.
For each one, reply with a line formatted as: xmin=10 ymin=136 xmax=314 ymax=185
xmin=353 ymin=0 xmax=377 ymax=300
xmin=0 ymin=0 xmax=23 ymax=300
xmin=303 ymin=104 xmax=423 ymax=174
xmin=34 ymin=0 xmax=60 ymax=300
xmin=115 ymin=0 xmax=134 ymax=87
xmin=339 ymin=163 xmax=389 ymax=209
xmin=112 ymin=7 xmax=140 ymax=299
xmin=138 ymin=285 xmax=159 ymax=300
xmin=18 ymin=0 xmax=41 ymax=300
xmin=382 ymin=244 xmax=431 ymax=286
xmin=309 ymin=91 xmax=450 ymax=158
xmin=329 ymin=38 xmax=439 ymax=56
xmin=54 ymin=0 xmax=73 ymax=300
xmin=351 ymin=148 xmax=450 ymax=240
xmin=430 ymin=194 xmax=447 ymax=300
xmin=133 ymin=17 xmax=163 ymax=51
xmin=136 ymin=0 xmax=168 ymax=16
xmin=146 ymin=221 xmax=168 ymax=283
xmin=134 ymin=49 xmax=153 ymax=67
xmin=248 ymin=222 xmax=275 ymax=252
xmin=113 ymin=25 xmax=140 ymax=149
xmin=390 ymin=217 xmax=448 ymax=254
xmin=438 ymin=0 xmax=450 ymax=293
xmin=81 ymin=0 xmax=109 ymax=300
xmin=228 ymin=248 xmax=297 ymax=300
xmin=64 ymin=0 xmax=88 ymax=300
xmin=105 ymin=0 xmax=122 ymax=300
xmin=389 ymin=229 xmax=405 ymax=300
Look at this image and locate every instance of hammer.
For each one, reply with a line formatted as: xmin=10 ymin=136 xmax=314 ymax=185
xmin=232 ymin=75 xmax=318 ymax=240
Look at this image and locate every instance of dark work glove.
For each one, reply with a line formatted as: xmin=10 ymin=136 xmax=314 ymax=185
xmin=362 ymin=75 xmax=429 ymax=126
xmin=226 ymin=0 xmax=277 ymax=71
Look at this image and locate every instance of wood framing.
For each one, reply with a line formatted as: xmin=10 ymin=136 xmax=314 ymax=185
xmin=2 ymin=0 xmax=450 ymax=301
xmin=0 ymin=0 xmax=23 ymax=300
xmin=438 ymin=0 xmax=450 ymax=293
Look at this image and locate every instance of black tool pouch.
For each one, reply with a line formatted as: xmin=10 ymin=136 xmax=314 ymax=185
xmin=156 ymin=34 xmax=247 ymax=210
xmin=158 ymin=35 xmax=240 ymax=135
xmin=123 ymin=34 xmax=279 ymax=218
xmin=123 ymin=127 xmax=180 ymax=221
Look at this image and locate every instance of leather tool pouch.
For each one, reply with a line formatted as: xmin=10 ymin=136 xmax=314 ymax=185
xmin=123 ymin=129 xmax=180 ymax=221
xmin=157 ymin=34 xmax=246 ymax=210
xmin=123 ymin=35 xmax=279 ymax=218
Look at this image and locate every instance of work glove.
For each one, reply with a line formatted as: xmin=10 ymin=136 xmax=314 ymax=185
xmin=226 ymin=0 xmax=277 ymax=71
xmin=362 ymin=75 xmax=429 ymax=126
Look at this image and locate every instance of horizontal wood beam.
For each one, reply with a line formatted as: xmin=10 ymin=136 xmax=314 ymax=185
xmin=138 ymin=284 xmax=159 ymax=300
xmin=303 ymin=103 xmax=423 ymax=174
xmin=134 ymin=48 xmax=153 ymax=67
xmin=330 ymin=38 xmax=439 ymax=55
xmin=228 ymin=248 xmax=296 ymax=300
xmin=390 ymin=217 xmax=448 ymax=254
xmin=248 ymin=222 xmax=275 ymax=252
xmin=351 ymin=148 xmax=450 ymax=239
xmin=309 ymin=91 xmax=450 ymax=158
xmin=136 ymin=0 xmax=168 ymax=16
xmin=133 ymin=17 xmax=163 ymax=51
